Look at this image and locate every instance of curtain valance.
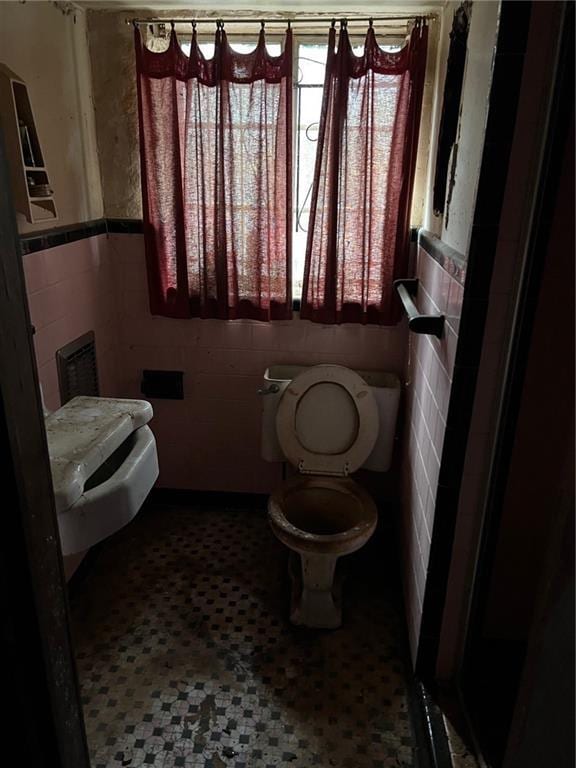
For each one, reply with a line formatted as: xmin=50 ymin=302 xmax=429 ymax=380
xmin=137 ymin=27 xmax=291 ymax=84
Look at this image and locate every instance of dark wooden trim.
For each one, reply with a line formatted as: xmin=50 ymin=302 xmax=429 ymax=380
xmin=0 ymin=124 xmax=90 ymax=766
xmin=415 ymin=0 xmax=533 ymax=684
xmin=459 ymin=3 xmax=574 ymax=763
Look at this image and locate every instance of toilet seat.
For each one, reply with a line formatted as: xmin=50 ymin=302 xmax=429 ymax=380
xmin=275 ymin=365 xmax=379 ymax=476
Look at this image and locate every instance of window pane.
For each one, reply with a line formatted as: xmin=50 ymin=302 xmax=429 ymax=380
xmin=293 ymin=44 xmax=329 ymax=298
xmin=198 ymin=41 xmax=214 ymax=58
xmin=296 ymin=87 xmax=322 ymax=230
xmin=297 ymin=44 xmax=328 ymax=85
xmin=180 ymin=41 xmax=282 ymax=58
xmin=228 ymin=41 xmax=282 ymax=56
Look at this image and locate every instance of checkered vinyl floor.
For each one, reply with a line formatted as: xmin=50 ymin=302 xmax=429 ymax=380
xmin=70 ymin=501 xmax=417 ymax=767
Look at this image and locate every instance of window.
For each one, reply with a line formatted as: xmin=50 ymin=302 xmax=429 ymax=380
xmin=179 ymin=36 xmax=403 ymax=300
xmin=146 ymin=29 xmax=414 ymax=312
xmin=293 ymin=38 xmax=405 ymax=299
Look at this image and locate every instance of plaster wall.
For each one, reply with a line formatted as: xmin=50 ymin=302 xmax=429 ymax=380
xmin=411 ymin=16 xmax=439 ymax=226
xmin=423 ymin=1 xmax=499 ymax=255
xmin=0 ymin=1 xmax=103 ymax=233
xmin=87 ymin=10 xmax=142 ymax=219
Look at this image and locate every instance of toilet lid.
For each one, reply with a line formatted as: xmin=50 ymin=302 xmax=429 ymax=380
xmin=276 ymin=365 xmax=379 ymax=476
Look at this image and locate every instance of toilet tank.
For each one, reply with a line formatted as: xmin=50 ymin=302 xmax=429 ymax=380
xmin=260 ymin=365 xmax=401 ymax=472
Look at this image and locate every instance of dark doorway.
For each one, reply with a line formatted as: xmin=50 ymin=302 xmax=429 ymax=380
xmin=459 ymin=6 xmax=575 ymax=765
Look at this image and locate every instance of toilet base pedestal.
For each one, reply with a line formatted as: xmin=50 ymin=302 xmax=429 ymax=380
xmin=288 ymin=552 xmax=343 ymax=629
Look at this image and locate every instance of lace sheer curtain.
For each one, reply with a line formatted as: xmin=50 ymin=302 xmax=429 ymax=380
xmin=300 ymin=21 xmax=428 ymax=324
xmin=135 ymin=25 xmax=293 ymax=320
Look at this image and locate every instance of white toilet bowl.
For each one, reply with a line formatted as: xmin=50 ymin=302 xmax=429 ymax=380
xmin=266 ymin=364 xmax=381 ymax=629
xmin=269 ymin=474 xmax=377 ymax=628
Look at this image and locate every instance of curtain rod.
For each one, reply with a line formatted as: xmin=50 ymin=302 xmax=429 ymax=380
xmin=127 ymin=14 xmax=434 ymax=27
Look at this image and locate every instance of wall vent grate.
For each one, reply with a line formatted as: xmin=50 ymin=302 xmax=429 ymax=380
xmin=56 ymin=331 xmax=99 ymax=405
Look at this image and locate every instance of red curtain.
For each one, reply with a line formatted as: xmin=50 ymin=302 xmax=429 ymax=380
xmin=300 ymin=21 xmax=428 ymax=325
xmin=135 ymin=25 xmax=293 ymax=320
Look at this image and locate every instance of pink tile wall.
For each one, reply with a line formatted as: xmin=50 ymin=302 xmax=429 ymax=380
xmin=23 ymin=234 xmax=120 ymax=411
xmin=108 ymin=234 xmax=409 ymax=494
xmin=401 ymin=245 xmax=463 ymax=661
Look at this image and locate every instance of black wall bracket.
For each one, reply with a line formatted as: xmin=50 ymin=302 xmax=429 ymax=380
xmin=394 ymin=278 xmax=445 ymax=338
xmin=141 ymin=369 xmax=184 ymax=399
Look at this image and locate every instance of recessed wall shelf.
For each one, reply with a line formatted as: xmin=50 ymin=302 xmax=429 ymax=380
xmin=0 ymin=63 xmax=57 ymax=224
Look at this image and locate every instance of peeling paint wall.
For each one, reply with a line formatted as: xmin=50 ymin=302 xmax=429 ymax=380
xmin=0 ymin=1 xmax=103 ymax=233
xmin=410 ymin=16 xmax=439 ymax=226
xmin=423 ymin=1 xmax=499 ymax=255
xmin=87 ymin=10 xmax=142 ymax=218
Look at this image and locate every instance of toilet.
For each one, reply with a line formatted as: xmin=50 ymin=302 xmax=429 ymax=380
xmin=266 ymin=364 xmax=384 ymax=629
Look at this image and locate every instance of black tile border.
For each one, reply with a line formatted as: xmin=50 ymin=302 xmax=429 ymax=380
xmin=19 ymin=218 xmax=107 ymax=255
xmin=18 ymin=217 xmax=146 ymax=255
xmin=106 ymin=218 xmax=144 ymax=234
xmin=418 ymin=230 xmax=467 ymax=285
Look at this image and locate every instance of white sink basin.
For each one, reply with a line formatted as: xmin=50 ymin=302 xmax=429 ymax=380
xmin=46 ymin=396 xmax=159 ymax=556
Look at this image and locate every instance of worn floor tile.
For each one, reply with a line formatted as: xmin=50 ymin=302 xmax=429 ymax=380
xmin=70 ymin=502 xmax=416 ymax=767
